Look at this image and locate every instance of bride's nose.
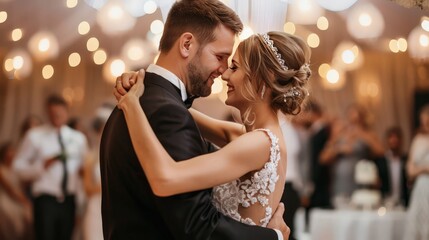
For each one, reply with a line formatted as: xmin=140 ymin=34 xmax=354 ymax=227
xmin=221 ymin=69 xmax=231 ymax=82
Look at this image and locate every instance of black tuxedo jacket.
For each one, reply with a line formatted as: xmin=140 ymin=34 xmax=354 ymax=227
xmin=375 ymin=154 xmax=409 ymax=207
xmin=100 ymin=72 xmax=278 ymax=240
xmin=309 ymin=124 xmax=332 ymax=208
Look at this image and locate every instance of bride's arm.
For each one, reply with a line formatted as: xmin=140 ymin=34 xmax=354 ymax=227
xmin=119 ymin=79 xmax=271 ymax=197
xmin=189 ymin=108 xmax=245 ymax=147
xmin=114 ymin=70 xmax=245 ymax=147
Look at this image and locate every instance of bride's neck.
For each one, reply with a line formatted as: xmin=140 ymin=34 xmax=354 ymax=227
xmin=243 ymin=104 xmax=278 ymax=132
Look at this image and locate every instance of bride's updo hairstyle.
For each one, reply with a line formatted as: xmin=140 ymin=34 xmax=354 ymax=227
xmin=236 ymin=31 xmax=311 ymax=124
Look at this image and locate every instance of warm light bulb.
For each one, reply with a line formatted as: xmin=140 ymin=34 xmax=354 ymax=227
xmin=68 ymin=52 xmax=81 ymax=67
xmin=284 ymin=22 xmax=296 ymax=34
xmin=42 ymin=65 xmax=54 ymax=79
xmin=4 ymin=58 xmax=14 ymax=72
xmin=78 ymin=21 xmax=90 ymax=35
xmin=419 ymin=34 xmax=429 ymax=47
xmin=93 ymin=49 xmax=107 ymax=65
xmin=67 ymin=0 xmax=78 ymax=8
xmin=11 ymin=29 xmax=23 ymax=41
xmin=421 ymin=17 xmax=429 ymax=31
xmin=38 ymin=38 xmax=50 ymax=52
xmin=108 ymin=5 xmax=124 ymax=20
xmin=110 ymin=59 xmax=126 ymax=77
xmin=87 ymin=37 xmax=99 ymax=52
xmin=358 ymin=13 xmax=372 ymax=27
xmin=389 ymin=39 xmax=399 ymax=53
xmin=342 ymin=50 xmax=355 ymax=64
xmin=397 ymin=38 xmax=407 ymax=52
xmin=317 ymin=16 xmax=329 ymax=30
xmin=318 ymin=63 xmax=330 ymax=78
xmin=327 ymin=69 xmax=340 ymax=83
xmin=144 ymin=1 xmax=157 ymax=14
xmin=128 ymin=46 xmax=143 ymax=61
xmin=150 ymin=20 xmax=164 ymax=34
xmin=0 ymin=11 xmax=7 ymax=23
xmin=13 ymin=56 xmax=24 ymax=70
xmin=307 ymin=33 xmax=320 ymax=48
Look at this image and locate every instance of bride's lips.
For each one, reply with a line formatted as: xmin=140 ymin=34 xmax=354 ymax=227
xmin=227 ymin=84 xmax=234 ymax=94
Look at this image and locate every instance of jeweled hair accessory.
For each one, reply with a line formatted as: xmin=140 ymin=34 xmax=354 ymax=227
xmin=261 ymin=33 xmax=289 ymax=71
xmin=283 ymin=87 xmax=301 ymax=102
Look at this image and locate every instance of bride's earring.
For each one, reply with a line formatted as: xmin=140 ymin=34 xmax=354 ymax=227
xmin=261 ymin=85 xmax=266 ymax=99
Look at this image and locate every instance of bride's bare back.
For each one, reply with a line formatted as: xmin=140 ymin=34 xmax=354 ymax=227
xmin=212 ymin=129 xmax=287 ymax=226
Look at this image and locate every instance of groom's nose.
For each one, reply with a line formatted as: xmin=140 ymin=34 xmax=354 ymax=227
xmin=218 ymin=57 xmax=228 ymax=75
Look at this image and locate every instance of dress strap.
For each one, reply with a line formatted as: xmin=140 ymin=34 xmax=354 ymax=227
xmin=253 ymin=128 xmax=281 ymax=166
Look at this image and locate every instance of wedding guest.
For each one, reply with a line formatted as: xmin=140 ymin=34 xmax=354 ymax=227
xmin=320 ymin=104 xmax=384 ymax=203
xmin=18 ymin=115 xmax=43 ymax=199
xmin=306 ymin=101 xmax=332 ymax=209
xmin=0 ymin=142 xmax=33 ymax=240
xmin=403 ymin=104 xmax=429 ymax=239
xmin=82 ymin=117 xmax=106 ymax=240
xmin=375 ymin=126 xmax=409 ymax=207
xmin=13 ymin=94 xmax=88 ymax=240
xmin=279 ymin=118 xmax=306 ymax=240
xmin=19 ymin=115 xmax=43 ymax=141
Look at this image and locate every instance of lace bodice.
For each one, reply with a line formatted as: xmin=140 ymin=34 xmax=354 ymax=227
xmin=211 ymin=129 xmax=281 ymax=227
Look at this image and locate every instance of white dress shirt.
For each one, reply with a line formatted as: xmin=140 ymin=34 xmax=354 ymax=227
xmin=13 ymin=124 xmax=88 ymax=199
xmin=279 ymin=117 xmax=304 ymax=190
xmin=146 ymin=64 xmax=188 ymax=101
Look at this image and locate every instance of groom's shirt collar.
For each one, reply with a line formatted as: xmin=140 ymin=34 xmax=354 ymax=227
xmin=147 ymin=64 xmax=188 ymax=102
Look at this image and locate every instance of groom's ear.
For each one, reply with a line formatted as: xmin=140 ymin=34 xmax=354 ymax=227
xmin=179 ymin=32 xmax=195 ymax=58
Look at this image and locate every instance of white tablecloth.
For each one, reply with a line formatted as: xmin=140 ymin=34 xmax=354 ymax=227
xmin=309 ymin=209 xmax=407 ymax=240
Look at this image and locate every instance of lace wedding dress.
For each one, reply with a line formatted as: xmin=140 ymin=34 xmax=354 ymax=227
xmin=212 ymin=129 xmax=281 ymax=227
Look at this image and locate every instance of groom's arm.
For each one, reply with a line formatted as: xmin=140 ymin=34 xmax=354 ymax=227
xmin=146 ymin=103 xmax=287 ymax=240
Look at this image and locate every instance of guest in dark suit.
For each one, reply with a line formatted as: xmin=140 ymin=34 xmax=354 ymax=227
xmin=100 ymin=1 xmax=288 ymax=239
xmin=375 ymin=126 xmax=409 ymax=207
xmin=300 ymin=101 xmax=332 ymax=230
xmin=306 ymin=101 xmax=332 ymax=210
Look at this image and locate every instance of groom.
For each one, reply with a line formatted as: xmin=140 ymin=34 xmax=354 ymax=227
xmin=101 ymin=0 xmax=289 ymax=239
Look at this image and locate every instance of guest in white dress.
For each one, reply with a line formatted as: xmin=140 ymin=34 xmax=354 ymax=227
xmin=0 ymin=142 xmax=33 ymax=240
xmin=403 ymin=104 xmax=429 ymax=240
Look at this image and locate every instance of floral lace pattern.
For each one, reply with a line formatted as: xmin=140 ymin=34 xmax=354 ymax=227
xmin=212 ymin=129 xmax=281 ymax=227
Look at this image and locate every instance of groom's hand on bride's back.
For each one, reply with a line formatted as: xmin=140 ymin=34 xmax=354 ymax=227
xmin=113 ymin=70 xmax=144 ymax=101
xmin=267 ymin=202 xmax=290 ymax=240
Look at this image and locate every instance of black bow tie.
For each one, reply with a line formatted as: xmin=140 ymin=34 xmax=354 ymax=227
xmin=184 ymin=95 xmax=199 ymax=109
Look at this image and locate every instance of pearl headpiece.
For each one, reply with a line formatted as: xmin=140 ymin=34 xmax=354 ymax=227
xmin=261 ymin=33 xmax=289 ymax=71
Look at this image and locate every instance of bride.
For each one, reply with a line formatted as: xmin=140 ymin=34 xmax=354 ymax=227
xmin=116 ymin=31 xmax=311 ymax=226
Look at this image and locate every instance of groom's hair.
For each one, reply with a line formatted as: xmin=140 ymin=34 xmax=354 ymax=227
xmin=159 ymin=0 xmax=243 ymax=53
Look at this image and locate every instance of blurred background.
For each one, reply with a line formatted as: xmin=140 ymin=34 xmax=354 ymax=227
xmin=0 ymin=0 xmax=428 ymax=145
xmin=1 ymin=0 xmax=429 ymax=240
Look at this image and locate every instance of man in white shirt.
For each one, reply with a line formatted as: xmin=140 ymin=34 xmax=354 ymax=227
xmin=279 ymin=117 xmax=305 ymax=240
xmin=13 ymin=94 xmax=88 ymax=240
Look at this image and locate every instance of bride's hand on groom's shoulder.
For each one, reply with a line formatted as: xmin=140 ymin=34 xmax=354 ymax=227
xmin=115 ymin=69 xmax=146 ymax=109
xmin=113 ymin=69 xmax=145 ymax=101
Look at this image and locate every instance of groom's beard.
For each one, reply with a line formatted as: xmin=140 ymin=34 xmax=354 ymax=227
xmin=187 ymin=58 xmax=212 ymax=97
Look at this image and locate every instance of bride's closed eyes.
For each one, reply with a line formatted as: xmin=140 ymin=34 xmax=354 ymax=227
xmin=229 ymin=60 xmax=239 ymax=71
xmin=229 ymin=64 xmax=238 ymax=71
